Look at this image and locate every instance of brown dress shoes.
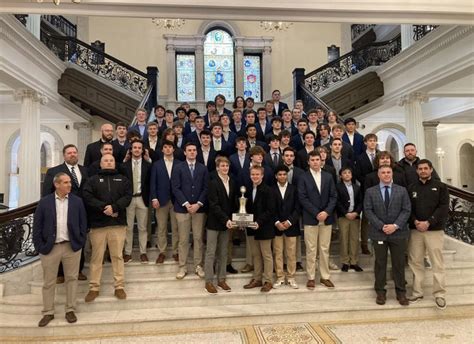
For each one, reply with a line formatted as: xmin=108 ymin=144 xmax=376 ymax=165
xmin=376 ymin=292 xmax=386 ymax=305
xmin=65 ymin=311 xmax=77 ymax=323
xmin=155 ymin=253 xmax=166 ymax=264
xmin=85 ymin=290 xmax=99 ymax=303
xmin=38 ymin=314 xmax=54 ymax=327
xmin=243 ymin=279 xmax=263 ymax=289
xmin=260 ymin=282 xmax=273 ymax=292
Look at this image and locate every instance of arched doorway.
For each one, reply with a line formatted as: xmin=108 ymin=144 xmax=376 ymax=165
xmin=372 ymin=125 xmax=407 ymax=161
xmin=459 ymin=142 xmax=474 ymax=191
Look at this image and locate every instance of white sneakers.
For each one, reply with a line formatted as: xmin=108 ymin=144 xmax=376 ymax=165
xmin=176 ymin=268 xmax=187 ymax=280
xmin=272 ymin=278 xmax=299 ymax=289
xmin=195 ymin=265 xmax=205 ymax=279
xmin=287 ymin=279 xmax=299 ymax=289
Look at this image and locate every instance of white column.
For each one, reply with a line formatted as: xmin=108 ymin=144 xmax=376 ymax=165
xmin=26 ymin=14 xmax=41 ymax=39
xmin=195 ymin=44 xmax=205 ymax=101
xmin=399 ymin=92 xmax=428 ymax=158
xmin=262 ymin=45 xmax=272 ymax=101
xmin=73 ymin=122 xmax=93 ymax=164
xmin=14 ymin=89 xmax=48 ymax=206
xmin=423 ymin=121 xmax=440 ymax=169
xmin=235 ymin=44 xmax=244 ymax=98
xmin=166 ymin=43 xmax=177 ymax=103
xmin=401 ymin=24 xmax=414 ymax=50
xmin=340 ymin=23 xmax=352 ymax=55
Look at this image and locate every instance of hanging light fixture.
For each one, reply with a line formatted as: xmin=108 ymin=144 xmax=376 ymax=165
xmin=152 ymin=18 xmax=185 ymax=30
xmin=260 ymin=21 xmax=293 ymax=32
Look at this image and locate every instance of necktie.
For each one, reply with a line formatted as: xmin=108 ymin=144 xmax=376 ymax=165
xmin=288 ymin=167 xmax=293 ymax=184
xmin=273 ymin=153 xmax=279 ymax=166
xmin=189 ymin=163 xmax=194 ymax=178
xmin=215 ymin=139 xmax=221 ymax=151
xmin=70 ymin=166 xmax=79 ymax=188
xmin=133 ymin=160 xmax=140 ymax=194
xmin=370 ymin=153 xmax=375 ymax=167
xmin=384 ymin=186 xmax=390 ymax=211
xmin=252 ymin=187 xmax=257 ymax=201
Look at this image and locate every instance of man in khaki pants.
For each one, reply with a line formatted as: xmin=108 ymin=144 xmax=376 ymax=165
xmin=33 ymin=172 xmax=87 ymax=327
xmin=408 ymin=159 xmax=450 ymax=309
xmin=82 ymin=154 xmax=132 ymax=302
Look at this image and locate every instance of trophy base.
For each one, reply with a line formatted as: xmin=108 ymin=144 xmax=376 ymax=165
xmin=231 ymin=213 xmax=255 ymax=228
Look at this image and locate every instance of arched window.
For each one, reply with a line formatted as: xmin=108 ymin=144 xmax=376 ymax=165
xmin=204 ymin=29 xmax=234 ymax=101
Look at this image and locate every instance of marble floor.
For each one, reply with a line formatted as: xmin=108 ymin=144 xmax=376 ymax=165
xmin=7 ymin=314 xmax=473 ymax=343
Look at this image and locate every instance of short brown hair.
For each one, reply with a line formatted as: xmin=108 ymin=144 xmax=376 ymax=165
xmin=364 ymin=133 xmax=378 ymax=142
xmin=62 ymin=144 xmax=78 ymax=155
xmin=249 ymin=146 xmax=266 ymax=158
xmin=215 ymin=156 xmax=230 ymax=167
xmin=374 ymin=151 xmax=395 ymax=169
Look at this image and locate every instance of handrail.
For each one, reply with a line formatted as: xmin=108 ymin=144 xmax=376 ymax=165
xmin=299 ymin=82 xmax=332 ymax=112
xmin=0 ymin=202 xmax=38 ymax=224
xmin=41 ymin=15 xmax=77 ymax=38
xmin=447 ymin=185 xmax=474 ymax=203
xmin=130 ymin=85 xmax=154 ymax=126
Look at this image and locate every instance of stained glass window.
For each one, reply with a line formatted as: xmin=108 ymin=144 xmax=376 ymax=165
xmin=204 ymin=29 xmax=234 ymax=101
xmin=243 ymin=55 xmax=262 ymax=102
xmin=176 ymin=54 xmax=196 ymax=102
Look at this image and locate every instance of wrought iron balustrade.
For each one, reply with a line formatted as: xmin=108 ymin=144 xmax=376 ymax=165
xmin=413 ymin=25 xmax=439 ymax=41
xmin=40 ymin=31 xmax=147 ymax=97
xmin=0 ymin=202 xmax=38 ymax=273
xmin=445 ymin=185 xmax=473 ymax=245
xmin=351 ymin=24 xmax=376 ymax=41
xmin=41 ymin=15 xmax=77 ymax=37
xmin=303 ymin=35 xmax=401 ymax=95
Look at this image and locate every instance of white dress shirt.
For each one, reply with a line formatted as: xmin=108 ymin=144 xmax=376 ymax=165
xmin=164 ymin=157 xmax=173 ymax=179
xmin=344 ymin=182 xmax=355 ymax=213
xmin=55 ymin=193 xmax=69 ymax=243
xmin=66 ymin=163 xmax=82 ymax=186
xmin=218 ymin=173 xmax=230 ymax=196
xmin=201 ymin=148 xmax=210 ymax=166
xmin=310 ymin=168 xmax=322 ymax=192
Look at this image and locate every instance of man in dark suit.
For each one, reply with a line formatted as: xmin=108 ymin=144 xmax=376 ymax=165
xmin=87 ymin=142 xmax=114 ymax=177
xmin=290 ymin=119 xmax=308 ymax=152
xmin=150 ymin=140 xmax=180 ymax=264
xmin=298 ymin=151 xmax=337 ymax=290
xmin=42 ymin=144 xmax=88 ymax=282
xmin=83 ymin=123 xmax=124 ymax=167
xmin=33 ymin=173 xmax=87 ymax=327
xmin=271 ymin=165 xmax=301 ymax=289
xmin=196 ymin=130 xmax=217 ymax=172
xmin=229 ymin=137 xmax=250 ymax=181
xmin=184 ymin=116 xmax=206 ymax=148
xmin=325 ymin=138 xmax=354 ymax=180
xmin=264 ymin=135 xmax=282 ymax=173
xmin=364 ymin=165 xmax=411 ymax=306
xmin=324 ymin=124 xmax=354 ymax=163
xmin=281 ymin=109 xmax=298 ymax=136
xmin=210 ymin=122 xmax=230 ymax=155
xmin=243 ymin=165 xmax=275 ymax=292
xmin=343 ymin=118 xmax=366 ymax=157
xmin=128 ymin=107 xmax=149 ymax=141
xmin=171 ymin=142 xmax=209 ymax=280
xmin=296 ymin=131 xmax=316 ymax=170
xmin=398 ymin=143 xmax=440 ymax=186
xmin=255 ymin=107 xmax=271 ymax=142
xmin=204 ymin=157 xmax=236 ymax=294
xmin=143 ymin=122 xmax=160 ymax=162
xmin=271 ymin=89 xmax=289 ymax=117
xmin=119 ymin=140 xmax=152 ymax=263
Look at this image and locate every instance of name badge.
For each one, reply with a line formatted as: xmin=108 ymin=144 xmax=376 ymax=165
xmin=412 ymin=192 xmax=417 ymax=198
xmin=431 ymin=188 xmax=438 ymax=191
xmin=378 ymin=241 xmax=384 ymax=245
xmin=99 ymin=178 xmax=104 ymax=183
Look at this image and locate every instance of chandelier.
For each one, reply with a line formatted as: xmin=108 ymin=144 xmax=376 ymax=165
xmin=152 ymin=18 xmax=185 ymax=30
xmin=36 ymin=0 xmax=81 ymax=5
xmin=260 ymin=21 xmax=293 ymax=31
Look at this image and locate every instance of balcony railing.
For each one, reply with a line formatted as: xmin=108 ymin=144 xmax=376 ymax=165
xmin=413 ymin=25 xmax=439 ymax=41
xmin=446 ymin=185 xmax=473 ymax=245
xmin=351 ymin=24 xmax=376 ymax=41
xmin=41 ymin=15 xmax=77 ymax=37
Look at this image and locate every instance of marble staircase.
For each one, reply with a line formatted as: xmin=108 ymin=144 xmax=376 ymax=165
xmin=0 ymin=244 xmax=473 ymax=338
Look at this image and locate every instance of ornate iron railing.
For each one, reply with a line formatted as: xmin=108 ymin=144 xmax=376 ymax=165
xmin=40 ymin=31 xmax=147 ymax=97
xmin=41 ymin=15 xmax=77 ymax=37
xmin=413 ymin=25 xmax=439 ymax=41
xmin=351 ymin=24 xmax=376 ymax=41
xmin=445 ymin=185 xmax=473 ymax=244
xmin=298 ymin=83 xmax=332 ymax=113
xmin=304 ymin=35 xmax=401 ymax=95
xmin=0 ymin=202 xmax=39 ymax=273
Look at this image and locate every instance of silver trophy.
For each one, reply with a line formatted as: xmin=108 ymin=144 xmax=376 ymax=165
xmin=232 ymin=186 xmax=256 ymax=228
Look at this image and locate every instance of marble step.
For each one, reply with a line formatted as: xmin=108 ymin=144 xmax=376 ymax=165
xmin=1 ymin=293 xmax=473 ymax=338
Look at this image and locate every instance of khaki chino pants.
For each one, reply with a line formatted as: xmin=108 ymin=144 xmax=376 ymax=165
xmin=248 ymin=235 xmax=273 ymax=284
xmin=175 ymin=212 xmax=206 ymax=271
xmin=338 ymin=217 xmax=361 ymax=265
xmin=155 ymin=201 xmax=179 ymax=255
xmin=89 ymin=226 xmax=126 ymax=291
xmin=125 ymin=196 xmax=149 ymax=255
xmin=304 ymin=224 xmax=332 ymax=280
xmin=273 ymin=235 xmax=297 ymax=280
xmin=40 ymin=243 xmax=81 ymax=315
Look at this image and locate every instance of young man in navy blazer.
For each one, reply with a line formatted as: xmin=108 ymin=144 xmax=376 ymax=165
xmin=171 ymin=142 xmax=209 ymax=280
xmin=150 ymin=140 xmax=180 ymax=264
xmin=33 ymin=173 xmax=87 ymax=327
xmin=342 ymin=118 xmax=366 ymax=157
xmin=298 ymin=150 xmax=337 ymax=290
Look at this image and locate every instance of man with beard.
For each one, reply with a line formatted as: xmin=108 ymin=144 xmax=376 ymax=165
xmin=399 ymin=143 xmax=440 ymax=186
xmin=83 ymin=123 xmax=124 ymax=167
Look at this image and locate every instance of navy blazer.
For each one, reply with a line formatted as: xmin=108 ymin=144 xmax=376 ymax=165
xmin=171 ymin=161 xmax=209 ymax=213
xmin=183 ymin=131 xmax=201 ymax=148
xmin=229 ymin=122 xmax=246 ymax=137
xmin=336 ymin=182 xmax=363 ymax=218
xmin=298 ymin=170 xmax=337 ymax=225
xmin=245 ymin=183 xmax=275 ymax=240
xmin=255 ymin=121 xmax=271 ymax=142
xmin=150 ymin=159 xmax=180 ymax=207
xmin=272 ymin=183 xmax=301 ymax=237
xmin=197 ymin=148 xmax=217 ymax=172
xmin=229 ymin=152 xmax=250 ymax=181
xmin=343 ymin=132 xmax=366 ymax=157
xmin=42 ymin=163 xmax=88 ymax=197
xmin=33 ymin=193 xmax=87 ymax=255
xmin=128 ymin=123 xmax=149 ymax=141
xmin=290 ymin=133 xmax=305 ymax=153
xmin=272 ymin=102 xmax=289 ymax=117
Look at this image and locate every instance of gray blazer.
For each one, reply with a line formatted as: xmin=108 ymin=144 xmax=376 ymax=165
xmin=363 ymin=183 xmax=411 ymax=241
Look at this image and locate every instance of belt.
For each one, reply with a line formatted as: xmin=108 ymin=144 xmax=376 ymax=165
xmin=55 ymin=240 xmax=70 ymax=245
xmin=133 ymin=193 xmax=142 ymax=197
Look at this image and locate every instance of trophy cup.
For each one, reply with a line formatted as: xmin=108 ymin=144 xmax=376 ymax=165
xmin=232 ymin=186 xmax=256 ymax=228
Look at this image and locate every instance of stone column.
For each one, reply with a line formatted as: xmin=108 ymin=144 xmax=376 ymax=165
xmin=399 ymin=92 xmax=428 ymax=159
xmin=401 ymin=24 xmax=414 ymax=50
xmin=422 ymin=121 xmax=440 ymax=169
xmin=195 ymin=44 xmax=205 ymax=101
xmin=26 ymin=14 xmax=41 ymax=39
xmin=340 ymin=23 xmax=352 ymax=55
xmin=14 ymin=89 xmax=47 ymax=206
xmin=73 ymin=122 xmax=93 ymax=164
xmin=166 ymin=43 xmax=177 ymax=103
xmin=235 ymin=44 xmax=244 ymax=98
xmin=262 ymin=46 xmax=272 ymax=101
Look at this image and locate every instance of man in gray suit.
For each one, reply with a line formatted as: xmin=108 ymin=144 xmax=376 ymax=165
xmin=364 ymin=165 xmax=411 ymax=306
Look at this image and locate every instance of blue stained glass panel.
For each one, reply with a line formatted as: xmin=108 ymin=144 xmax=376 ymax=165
xmin=176 ymin=54 xmax=196 ymax=102
xmin=243 ymin=55 xmax=261 ymax=102
xmin=204 ymin=29 xmax=234 ymax=101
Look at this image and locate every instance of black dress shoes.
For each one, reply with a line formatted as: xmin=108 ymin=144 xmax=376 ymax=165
xmin=226 ymin=264 xmax=238 ymax=274
xmin=350 ymin=264 xmax=364 ymax=272
xmin=341 ymin=264 xmax=349 ymax=272
xmin=376 ymin=293 xmax=386 ymax=305
xmin=38 ymin=314 xmax=54 ymax=327
xmin=65 ymin=311 xmax=77 ymax=323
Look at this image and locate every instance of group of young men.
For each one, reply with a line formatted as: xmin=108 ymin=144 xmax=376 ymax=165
xmin=33 ymin=92 xmax=450 ymax=327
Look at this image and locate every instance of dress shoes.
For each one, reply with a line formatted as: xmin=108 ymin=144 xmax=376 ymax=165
xmin=156 ymin=253 xmax=166 ymax=264
xmin=56 ymin=276 xmax=65 ymax=284
xmin=306 ymin=280 xmax=316 ymax=290
xmin=296 ymin=262 xmax=304 ymax=271
xmin=84 ymin=290 xmax=99 ymax=303
xmin=341 ymin=264 xmax=349 ymax=272
xmin=240 ymin=264 xmax=254 ymax=273
xmin=217 ymin=280 xmax=232 ymax=292
xmin=173 ymin=253 xmax=179 ymax=262
xmin=38 ymin=314 xmax=54 ymax=327
xmin=226 ymin=264 xmax=238 ymax=274
xmin=78 ymin=272 xmax=87 ymax=281
xmin=65 ymin=311 xmax=77 ymax=323
xmin=123 ymin=254 xmax=132 ymax=264
xmin=260 ymin=282 xmax=273 ymax=292
xmin=114 ymin=289 xmax=127 ymax=300
xmin=243 ymin=279 xmax=262 ymax=289
xmin=350 ymin=264 xmax=364 ymax=272
xmin=140 ymin=254 xmax=149 ymax=264
xmin=205 ymin=282 xmax=218 ymax=294
xmin=361 ymin=244 xmax=371 ymax=255
xmin=376 ymin=292 xmax=386 ymax=305
xmin=397 ymin=293 xmax=409 ymax=306
xmin=320 ymin=279 xmax=335 ymax=288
